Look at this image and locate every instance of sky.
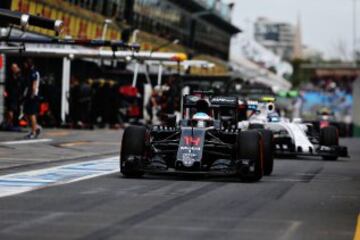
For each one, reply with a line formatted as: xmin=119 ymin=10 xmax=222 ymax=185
xmin=227 ymin=0 xmax=360 ymax=59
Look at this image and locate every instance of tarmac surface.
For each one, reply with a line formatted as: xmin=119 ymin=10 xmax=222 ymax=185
xmin=0 ymin=129 xmax=359 ymax=240
xmin=0 ymin=129 xmax=121 ymax=170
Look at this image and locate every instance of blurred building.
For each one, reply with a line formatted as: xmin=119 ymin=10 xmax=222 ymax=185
xmin=130 ymin=0 xmax=239 ymax=60
xmin=254 ymin=17 xmax=302 ymax=60
xmin=0 ymin=0 xmax=240 ymax=62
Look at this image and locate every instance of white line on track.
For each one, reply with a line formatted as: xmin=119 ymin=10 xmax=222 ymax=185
xmin=278 ymin=221 xmax=302 ymax=240
xmin=0 ymin=138 xmax=53 ymax=145
xmin=0 ymin=156 xmax=119 ymax=198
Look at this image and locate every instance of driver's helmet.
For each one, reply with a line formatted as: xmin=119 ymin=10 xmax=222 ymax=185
xmin=193 ymin=112 xmax=212 ymax=128
xmin=195 ymin=99 xmax=210 ymax=115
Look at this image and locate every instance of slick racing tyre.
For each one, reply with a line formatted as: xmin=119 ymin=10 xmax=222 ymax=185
xmin=238 ymin=131 xmax=264 ymax=182
xmin=320 ymin=126 xmax=339 ymax=161
xmin=120 ymin=126 xmax=147 ymax=177
xmin=320 ymin=126 xmax=339 ymax=146
xmin=258 ymin=129 xmax=274 ymax=176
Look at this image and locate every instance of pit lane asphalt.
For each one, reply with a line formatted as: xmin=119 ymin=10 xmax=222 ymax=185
xmin=0 ymin=138 xmax=359 ymax=240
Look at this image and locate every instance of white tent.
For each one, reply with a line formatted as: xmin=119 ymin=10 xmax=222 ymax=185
xmin=230 ymin=56 xmax=292 ymax=92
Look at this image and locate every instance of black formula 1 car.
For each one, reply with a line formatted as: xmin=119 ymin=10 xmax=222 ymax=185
xmin=120 ymin=94 xmax=274 ymax=182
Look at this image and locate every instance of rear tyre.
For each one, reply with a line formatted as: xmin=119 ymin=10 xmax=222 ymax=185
xmin=258 ymin=129 xmax=274 ymax=175
xmin=320 ymin=126 xmax=339 ymax=161
xmin=120 ymin=126 xmax=146 ymax=177
xmin=238 ymin=131 xmax=264 ymax=182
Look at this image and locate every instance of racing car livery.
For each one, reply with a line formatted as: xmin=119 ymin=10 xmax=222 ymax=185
xmin=237 ymin=97 xmax=348 ymax=160
xmin=120 ymin=94 xmax=273 ymax=182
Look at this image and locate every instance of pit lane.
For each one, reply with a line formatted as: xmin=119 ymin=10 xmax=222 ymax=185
xmin=0 ymin=138 xmax=359 ymax=240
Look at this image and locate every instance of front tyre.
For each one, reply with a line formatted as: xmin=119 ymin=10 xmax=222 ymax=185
xmin=320 ymin=126 xmax=339 ymax=161
xmin=258 ymin=129 xmax=274 ymax=176
xmin=238 ymin=131 xmax=264 ymax=182
xmin=120 ymin=126 xmax=147 ymax=177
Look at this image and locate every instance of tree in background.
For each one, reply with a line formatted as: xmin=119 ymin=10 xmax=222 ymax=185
xmin=290 ymin=58 xmax=311 ymax=87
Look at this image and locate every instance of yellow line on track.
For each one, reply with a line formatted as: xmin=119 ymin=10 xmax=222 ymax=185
xmin=354 ymin=214 xmax=360 ymax=240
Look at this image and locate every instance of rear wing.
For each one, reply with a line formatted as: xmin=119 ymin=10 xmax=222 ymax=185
xmin=183 ymin=95 xmax=238 ymax=109
xmin=210 ymin=96 xmax=238 ymax=108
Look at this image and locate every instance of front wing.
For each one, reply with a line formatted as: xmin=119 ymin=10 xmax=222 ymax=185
xmin=275 ymin=145 xmax=348 ymax=158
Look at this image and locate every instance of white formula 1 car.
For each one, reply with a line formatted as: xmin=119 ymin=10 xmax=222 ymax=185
xmin=236 ymin=98 xmax=348 ymax=160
